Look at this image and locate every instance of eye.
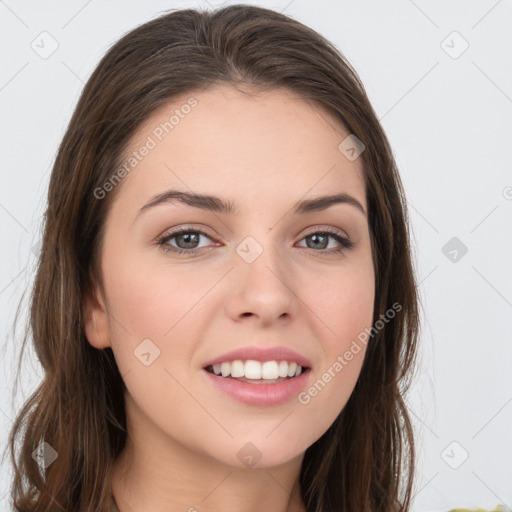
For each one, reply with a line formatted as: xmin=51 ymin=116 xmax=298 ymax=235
xmin=296 ymin=230 xmax=354 ymax=253
xmin=156 ymin=228 xmax=216 ymax=255
xmin=155 ymin=227 xmax=355 ymax=256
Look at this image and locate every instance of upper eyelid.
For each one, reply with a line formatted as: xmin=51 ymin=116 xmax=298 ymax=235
xmin=161 ymin=223 xmax=349 ymax=234
xmin=159 ymin=225 xmax=351 ymax=244
xmin=300 ymin=225 xmax=350 ymax=238
xmin=160 ymin=226 xmax=217 ymax=242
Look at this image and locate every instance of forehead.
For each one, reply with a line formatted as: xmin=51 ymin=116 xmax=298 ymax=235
xmin=114 ymin=85 xmax=366 ymax=212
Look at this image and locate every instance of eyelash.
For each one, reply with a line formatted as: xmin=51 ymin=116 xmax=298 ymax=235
xmin=155 ymin=227 xmax=355 ymax=256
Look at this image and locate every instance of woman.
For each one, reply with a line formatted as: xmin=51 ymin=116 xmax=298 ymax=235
xmin=7 ymin=5 xmax=419 ymax=511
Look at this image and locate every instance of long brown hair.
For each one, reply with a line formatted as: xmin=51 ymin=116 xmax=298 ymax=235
xmin=5 ymin=5 xmax=420 ymax=511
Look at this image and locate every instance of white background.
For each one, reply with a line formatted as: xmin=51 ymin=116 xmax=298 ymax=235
xmin=1 ymin=1 xmax=511 ymax=510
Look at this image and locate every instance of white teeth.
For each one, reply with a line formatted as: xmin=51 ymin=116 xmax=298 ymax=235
xmin=208 ymin=359 xmax=305 ymax=380
xmin=244 ymin=360 xmax=261 ymax=379
xmin=220 ymin=362 xmax=231 ymax=377
xmin=231 ymin=360 xmax=245 ymax=378
xmin=262 ymin=361 xmax=278 ymax=379
xmin=278 ymin=360 xmax=288 ymax=378
xmin=287 ymin=362 xmax=297 ymax=377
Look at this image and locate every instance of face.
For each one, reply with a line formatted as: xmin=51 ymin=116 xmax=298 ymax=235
xmin=84 ymin=85 xmax=375 ymax=469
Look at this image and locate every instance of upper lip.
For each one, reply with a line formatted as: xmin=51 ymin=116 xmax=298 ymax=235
xmin=203 ymin=346 xmax=312 ymax=369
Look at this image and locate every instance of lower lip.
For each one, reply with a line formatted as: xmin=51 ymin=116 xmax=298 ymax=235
xmin=203 ymin=369 xmax=310 ymax=406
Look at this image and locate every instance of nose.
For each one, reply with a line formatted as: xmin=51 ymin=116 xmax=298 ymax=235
xmin=224 ymin=240 xmax=298 ymax=326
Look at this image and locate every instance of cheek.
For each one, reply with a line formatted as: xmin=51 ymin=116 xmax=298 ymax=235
xmin=295 ymin=271 xmax=374 ymax=435
xmin=314 ymin=261 xmax=375 ymax=351
xmin=302 ymin=262 xmax=374 ymax=409
xmin=103 ymin=250 xmax=209 ymax=338
xmin=100 ymin=255 xmax=211 ymax=434
xmin=101 ymin=247 xmax=219 ymax=384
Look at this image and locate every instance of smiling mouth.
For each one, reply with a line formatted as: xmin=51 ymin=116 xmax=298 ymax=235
xmin=204 ymin=365 xmax=311 ymax=384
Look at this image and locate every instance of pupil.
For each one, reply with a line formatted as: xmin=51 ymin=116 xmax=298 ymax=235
xmin=308 ymin=234 xmax=327 ymax=249
xmin=178 ymin=232 xmax=199 ymax=248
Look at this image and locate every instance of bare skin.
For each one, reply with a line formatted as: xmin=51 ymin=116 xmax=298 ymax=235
xmin=83 ymin=85 xmax=375 ymax=512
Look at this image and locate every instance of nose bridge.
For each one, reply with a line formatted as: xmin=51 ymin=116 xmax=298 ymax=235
xmin=228 ymin=227 xmax=297 ymax=321
xmin=233 ymin=205 xmax=282 ymax=265
xmin=237 ymin=228 xmax=288 ymax=285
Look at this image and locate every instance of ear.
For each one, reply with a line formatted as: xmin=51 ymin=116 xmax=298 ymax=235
xmin=82 ymin=271 xmax=111 ymax=349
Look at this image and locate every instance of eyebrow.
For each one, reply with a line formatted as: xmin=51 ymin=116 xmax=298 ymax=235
xmin=135 ymin=188 xmax=366 ymax=220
